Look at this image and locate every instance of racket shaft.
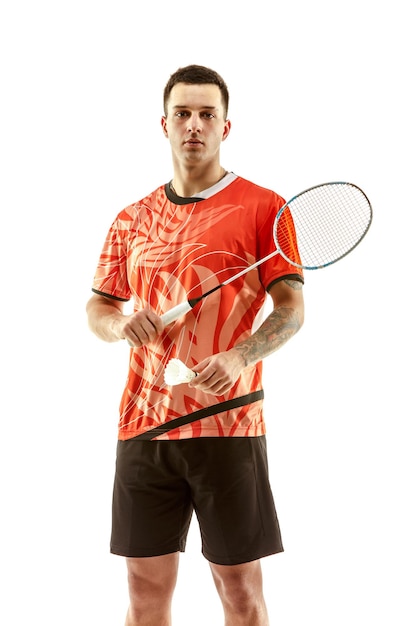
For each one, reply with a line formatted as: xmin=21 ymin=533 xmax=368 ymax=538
xmin=160 ymin=250 xmax=280 ymax=325
xmin=222 ymin=249 xmax=280 ymax=285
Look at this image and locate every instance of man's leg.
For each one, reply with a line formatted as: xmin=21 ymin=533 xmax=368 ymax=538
xmin=209 ymin=559 xmax=269 ymax=626
xmin=124 ymin=553 xmax=180 ymax=626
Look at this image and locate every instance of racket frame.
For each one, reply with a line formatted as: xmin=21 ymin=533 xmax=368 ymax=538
xmin=273 ymin=181 xmax=373 ymax=270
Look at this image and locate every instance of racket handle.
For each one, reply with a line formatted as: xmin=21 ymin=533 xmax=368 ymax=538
xmin=161 ymin=301 xmax=192 ymax=326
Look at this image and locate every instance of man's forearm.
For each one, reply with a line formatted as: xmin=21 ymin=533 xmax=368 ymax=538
xmin=86 ymin=297 xmax=125 ymax=343
xmin=233 ymin=305 xmax=302 ymax=368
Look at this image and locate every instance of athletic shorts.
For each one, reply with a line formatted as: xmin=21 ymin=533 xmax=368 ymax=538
xmin=110 ymin=435 xmax=284 ymax=566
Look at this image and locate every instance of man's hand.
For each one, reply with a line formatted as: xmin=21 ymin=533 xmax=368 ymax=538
xmin=188 ymin=349 xmax=246 ymax=396
xmin=121 ymin=309 xmax=164 ymax=348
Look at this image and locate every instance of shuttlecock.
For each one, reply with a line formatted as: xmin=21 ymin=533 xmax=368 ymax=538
xmin=164 ymin=358 xmax=196 ymax=386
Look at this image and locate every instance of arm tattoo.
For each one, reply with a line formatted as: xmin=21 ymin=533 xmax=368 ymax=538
xmin=235 ymin=305 xmax=302 ymax=367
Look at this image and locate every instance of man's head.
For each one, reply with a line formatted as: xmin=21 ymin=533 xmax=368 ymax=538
xmin=163 ymin=65 xmax=229 ymax=119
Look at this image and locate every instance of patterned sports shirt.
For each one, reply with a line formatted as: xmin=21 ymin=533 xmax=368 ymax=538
xmin=92 ymin=173 xmax=303 ymax=440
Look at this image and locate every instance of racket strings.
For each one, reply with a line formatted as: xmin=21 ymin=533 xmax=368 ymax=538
xmin=275 ymin=183 xmax=372 ymax=269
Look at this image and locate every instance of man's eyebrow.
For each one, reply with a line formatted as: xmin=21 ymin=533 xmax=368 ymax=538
xmin=172 ymin=105 xmax=218 ymax=110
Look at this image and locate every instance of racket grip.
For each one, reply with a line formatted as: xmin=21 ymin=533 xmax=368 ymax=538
xmin=161 ymin=301 xmax=192 ymax=326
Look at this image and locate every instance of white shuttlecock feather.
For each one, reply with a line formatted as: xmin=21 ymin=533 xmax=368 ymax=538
xmin=164 ymin=358 xmax=196 ymax=386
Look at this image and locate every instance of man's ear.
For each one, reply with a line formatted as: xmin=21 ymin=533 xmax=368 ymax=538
xmin=161 ymin=116 xmax=169 ymax=138
xmin=222 ymin=119 xmax=231 ymax=141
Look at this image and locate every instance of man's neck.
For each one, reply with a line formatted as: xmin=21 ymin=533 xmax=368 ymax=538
xmin=170 ymin=165 xmax=228 ymax=197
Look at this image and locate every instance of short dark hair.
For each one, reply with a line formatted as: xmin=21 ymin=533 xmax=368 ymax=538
xmin=163 ymin=64 xmax=229 ymax=118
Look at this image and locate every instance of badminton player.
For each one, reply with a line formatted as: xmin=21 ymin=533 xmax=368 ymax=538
xmin=86 ymin=64 xmax=304 ymax=625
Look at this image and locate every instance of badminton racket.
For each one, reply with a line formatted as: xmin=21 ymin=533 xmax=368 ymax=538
xmin=161 ymin=181 xmax=372 ymax=326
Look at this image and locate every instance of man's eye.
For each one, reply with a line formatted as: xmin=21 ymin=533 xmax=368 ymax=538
xmin=174 ymin=111 xmax=214 ymax=119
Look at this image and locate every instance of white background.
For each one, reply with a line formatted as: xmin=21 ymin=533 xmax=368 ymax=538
xmin=1 ymin=1 xmax=415 ymax=624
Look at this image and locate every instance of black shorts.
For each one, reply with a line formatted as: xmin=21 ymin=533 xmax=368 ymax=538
xmin=110 ymin=436 xmax=283 ymax=565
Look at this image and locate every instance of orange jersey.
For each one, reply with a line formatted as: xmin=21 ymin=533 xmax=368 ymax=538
xmin=92 ymin=174 xmax=303 ymax=440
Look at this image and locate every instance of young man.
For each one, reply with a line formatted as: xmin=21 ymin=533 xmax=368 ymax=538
xmin=86 ymin=65 xmax=304 ymax=625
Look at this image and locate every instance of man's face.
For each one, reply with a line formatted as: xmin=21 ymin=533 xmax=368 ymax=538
xmin=161 ymin=83 xmax=231 ymax=166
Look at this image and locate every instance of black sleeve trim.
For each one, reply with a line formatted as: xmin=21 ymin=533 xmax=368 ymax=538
xmin=266 ymin=274 xmax=304 ymax=292
xmin=91 ymin=288 xmax=130 ymax=302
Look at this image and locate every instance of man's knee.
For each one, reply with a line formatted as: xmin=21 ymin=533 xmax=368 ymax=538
xmin=210 ymin=560 xmax=264 ymax=603
xmin=126 ymin=553 xmax=179 ymax=604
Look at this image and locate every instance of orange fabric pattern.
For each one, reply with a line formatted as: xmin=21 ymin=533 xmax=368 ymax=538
xmin=92 ymin=176 xmax=303 ymax=440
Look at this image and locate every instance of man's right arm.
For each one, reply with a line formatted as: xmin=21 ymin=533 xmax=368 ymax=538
xmin=86 ymin=293 xmax=164 ymax=347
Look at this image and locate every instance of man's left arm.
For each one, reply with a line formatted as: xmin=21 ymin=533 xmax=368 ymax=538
xmin=189 ymin=279 xmax=304 ymax=395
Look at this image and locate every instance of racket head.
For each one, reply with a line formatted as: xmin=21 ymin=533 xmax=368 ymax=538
xmin=274 ymin=182 xmax=372 ymax=270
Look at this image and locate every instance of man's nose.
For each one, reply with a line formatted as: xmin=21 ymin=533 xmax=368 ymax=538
xmin=187 ymin=113 xmax=202 ymax=132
